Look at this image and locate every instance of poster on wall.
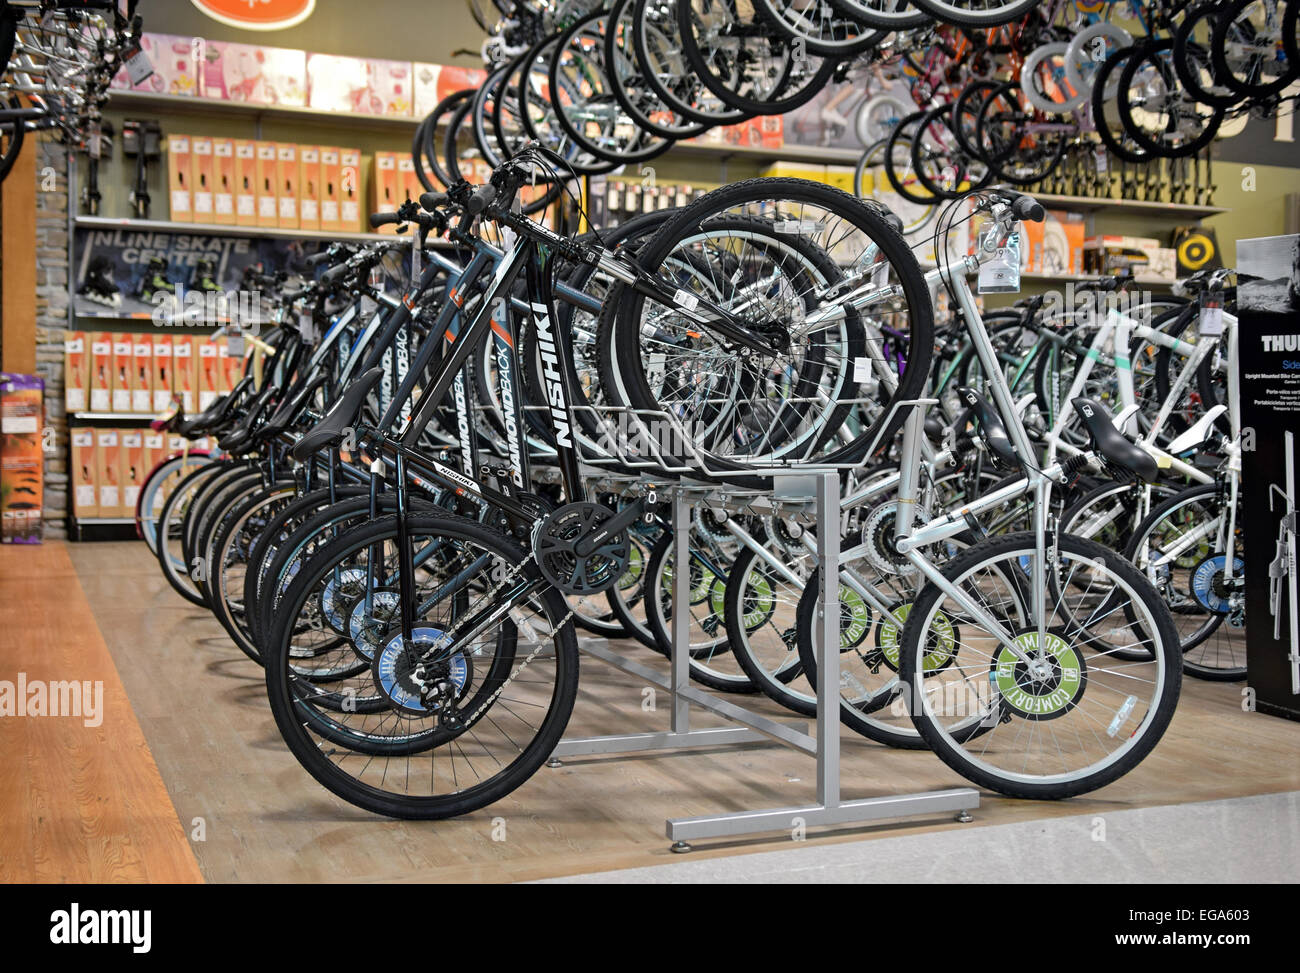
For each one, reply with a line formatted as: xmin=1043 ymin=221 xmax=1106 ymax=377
xmin=73 ymin=228 xmax=318 ymax=323
xmin=1237 ymin=233 xmax=1300 ymax=719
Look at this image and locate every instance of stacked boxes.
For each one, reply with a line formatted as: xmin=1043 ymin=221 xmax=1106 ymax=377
xmin=168 ymin=135 xmax=365 ymax=231
xmin=65 ymin=331 xmax=237 ymax=416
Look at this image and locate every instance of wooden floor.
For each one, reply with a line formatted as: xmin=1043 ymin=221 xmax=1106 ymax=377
xmin=0 ymin=542 xmax=203 ymax=883
xmin=10 ymin=538 xmax=1300 ymax=883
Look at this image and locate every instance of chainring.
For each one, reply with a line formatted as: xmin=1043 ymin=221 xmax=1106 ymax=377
xmin=533 ymin=501 xmax=631 ymax=595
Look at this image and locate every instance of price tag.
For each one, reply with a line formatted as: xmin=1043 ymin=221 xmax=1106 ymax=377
xmin=225 ymin=334 xmax=245 ymax=357
xmin=1199 ymin=298 xmax=1224 ymax=336
xmin=1094 ymin=146 xmax=1109 ymax=174
xmin=853 ymin=357 xmax=871 ymax=383
xmin=123 ymin=44 xmax=155 ymax=87
xmin=673 ymin=288 xmax=699 ymax=312
xmin=88 ymin=123 xmax=102 ymax=160
xmin=359 ymin=295 xmax=378 ymax=320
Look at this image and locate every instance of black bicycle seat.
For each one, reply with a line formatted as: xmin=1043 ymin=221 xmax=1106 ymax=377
xmin=176 ymin=375 xmax=253 ymax=436
xmin=1071 ymin=397 xmax=1159 ymax=483
xmin=955 ymin=387 xmax=1018 ymax=469
xmin=217 ymin=380 xmax=280 ymax=454
xmin=256 ymin=374 xmax=328 ymax=443
xmin=290 ymin=367 xmax=384 ymax=463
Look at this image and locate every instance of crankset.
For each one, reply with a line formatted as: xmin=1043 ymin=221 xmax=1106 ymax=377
xmin=533 ymin=501 xmax=631 ymax=595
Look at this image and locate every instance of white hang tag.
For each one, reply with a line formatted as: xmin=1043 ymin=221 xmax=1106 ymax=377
xmin=123 ymin=45 xmax=155 ymax=86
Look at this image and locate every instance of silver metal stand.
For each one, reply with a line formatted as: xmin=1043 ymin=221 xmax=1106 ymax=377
xmin=549 ymin=470 xmax=978 ymax=851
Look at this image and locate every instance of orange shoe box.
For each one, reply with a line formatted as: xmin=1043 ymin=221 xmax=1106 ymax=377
xmin=298 ymin=145 xmax=321 ymax=231
xmin=132 ymin=336 xmax=153 ymax=413
xmin=276 ymin=142 xmax=299 ymax=229
xmin=234 ymin=140 xmax=257 ymax=226
xmin=319 ymin=146 xmax=342 ymax=233
xmin=121 ymin=429 xmax=145 ymax=518
xmin=71 ymin=428 xmax=98 ymax=519
xmin=213 ymin=137 xmax=236 ymax=225
xmin=340 ymin=148 xmax=362 ymax=231
xmin=152 ymin=334 xmax=174 ymax=412
xmin=191 ymin=135 xmax=215 ymax=222
xmin=372 ymin=151 xmax=399 ymax=232
xmin=172 ymin=334 xmax=196 ymax=413
xmin=95 ymin=428 xmax=120 ymax=517
xmin=198 ymin=337 xmax=220 ymax=410
xmin=255 ymin=141 xmax=279 ymax=228
xmin=167 ymin=134 xmax=192 ymax=222
xmin=111 ymin=336 xmax=133 ymax=412
xmin=64 ymin=331 xmax=88 ymax=412
xmin=89 ymin=331 xmax=112 ymax=412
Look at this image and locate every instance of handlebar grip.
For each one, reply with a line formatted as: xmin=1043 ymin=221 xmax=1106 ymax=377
xmin=320 ymin=263 xmax=352 ymax=288
xmin=305 ymin=250 xmax=334 ymax=267
xmin=419 ymin=191 xmax=448 ymax=211
xmin=1011 ymin=194 xmax=1045 ymax=223
xmin=466 ymin=183 xmax=497 ymax=217
xmin=369 ymin=211 xmax=402 ymax=228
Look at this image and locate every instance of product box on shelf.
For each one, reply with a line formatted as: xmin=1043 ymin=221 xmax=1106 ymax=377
xmin=132 ymin=336 xmax=153 ymax=413
xmin=112 ymin=336 xmax=133 ymax=412
xmin=167 ymin=134 xmax=193 ymax=222
xmin=305 ymin=53 xmax=370 ymax=114
xmin=364 ymin=58 xmax=413 ymax=117
xmin=398 ymin=155 xmax=420 ymax=205
xmin=1022 ymin=210 xmax=1086 ymax=276
xmin=319 ymin=146 xmax=342 ymax=232
xmin=191 ymin=136 xmax=215 ymax=222
xmin=276 ymin=143 xmax=300 ymax=229
xmin=95 ymin=428 xmax=120 ymax=519
xmin=71 ymin=428 xmax=98 ymax=519
xmin=198 ymin=339 xmax=220 ymax=410
xmin=152 ymin=334 xmax=174 ymax=412
xmin=64 ymin=331 xmax=87 ymax=413
xmin=90 ymin=332 xmax=112 ymax=412
xmin=201 ymin=41 xmax=306 ymax=106
xmin=1083 ymin=235 xmax=1164 ymax=278
xmin=213 ymin=138 xmax=236 ymax=225
xmin=234 ymin=140 xmax=257 ymax=225
xmin=112 ymin=33 xmax=198 ymax=97
xmin=372 ymin=152 xmax=399 ymax=231
xmin=255 ymin=141 xmax=279 ymax=228
xmin=121 ymin=429 xmax=145 ymax=519
xmin=220 ymin=343 xmax=241 ymax=394
xmin=172 ymin=335 xmax=195 ymax=413
xmin=412 ymin=64 xmax=487 ymax=117
xmin=0 ymin=372 xmax=43 ymax=543
xmin=412 ymin=62 xmax=442 ymax=118
xmin=298 ymin=145 xmax=321 ymax=231
xmin=142 ymin=431 xmax=165 ymax=514
xmin=340 ymin=148 xmax=362 ymax=232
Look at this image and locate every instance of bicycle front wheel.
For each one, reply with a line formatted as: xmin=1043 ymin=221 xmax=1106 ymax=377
xmin=900 ymin=532 xmax=1181 ymax=799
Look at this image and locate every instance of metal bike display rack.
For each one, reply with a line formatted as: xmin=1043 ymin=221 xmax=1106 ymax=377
xmin=547 ymin=418 xmax=980 ymax=849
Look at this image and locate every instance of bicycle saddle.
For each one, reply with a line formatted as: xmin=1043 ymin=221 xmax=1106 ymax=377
xmin=176 ymin=375 xmax=253 ymax=437
xmin=1071 ymin=397 xmax=1159 ymax=483
xmin=1167 ymin=404 xmax=1227 ymax=455
xmin=955 ymin=386 xmax=1018 ymax=469
xmin=217 ymin=380 xmax=280 ymax=454
xmin=255 ymin=374 xmax=328 ymax=444
xmin=290 ymin=367 xmax=384 ymax=463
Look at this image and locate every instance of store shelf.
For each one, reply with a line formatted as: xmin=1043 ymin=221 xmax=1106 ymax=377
xmin=1032 ymin=193 xmax=1227 ymax=219
xmin=1020 ymin=271 xmax=1177 ymax=287
xmin=69 ymin=412 xmax=160 ymax=421
xmin=105 ymin=90 xmax=421 ymax=133
xmin=73 ymin=517 xmax=136 ymax=525
xmin=75 ymin=214 xmax=433 ymax=246
xmin=671 ymin=139 xmax=862 ymax=167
